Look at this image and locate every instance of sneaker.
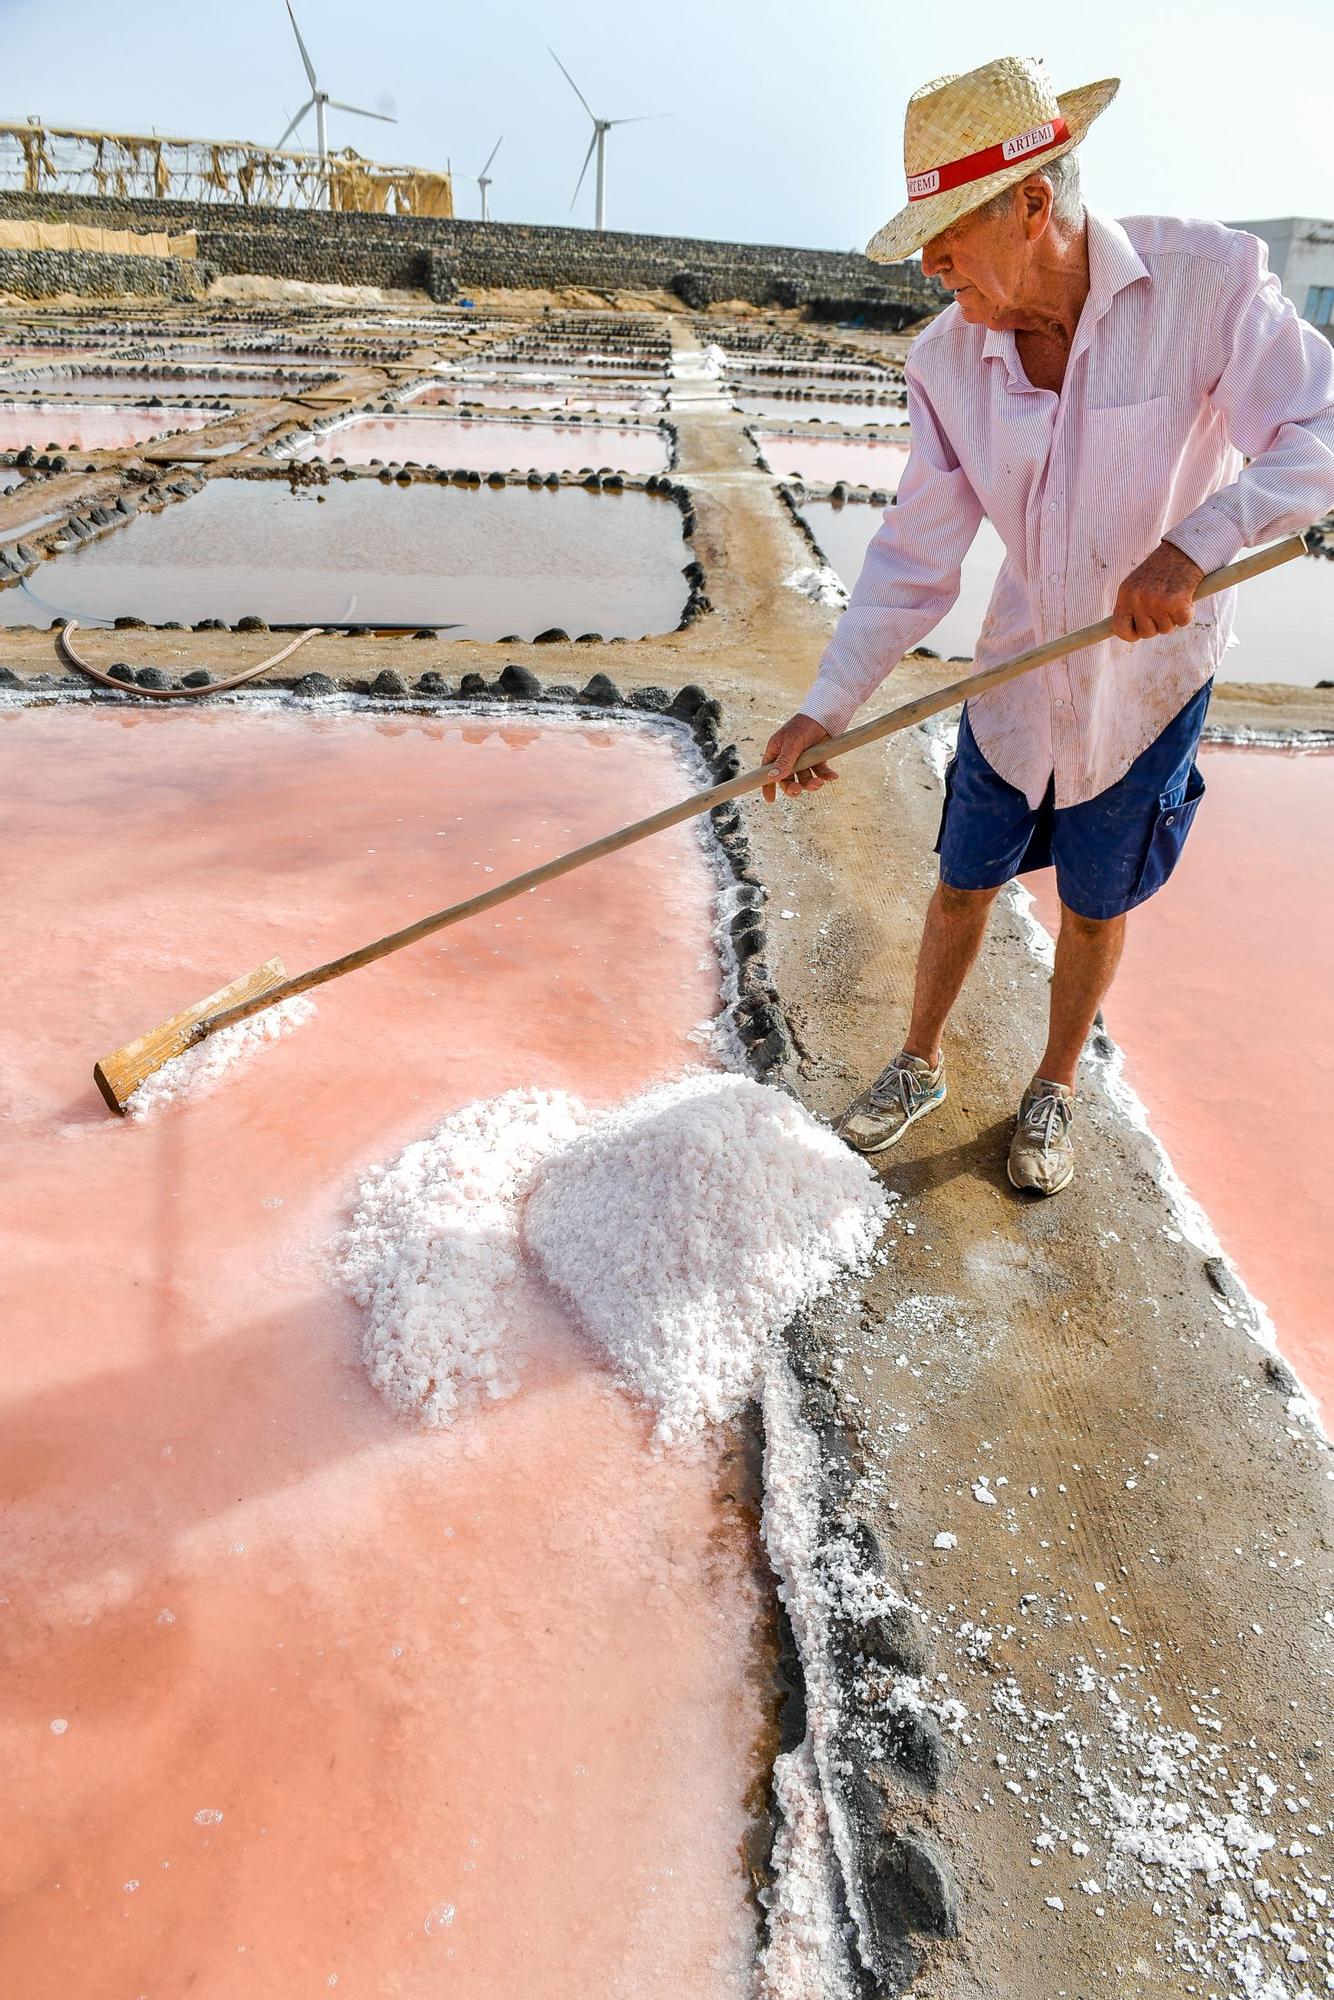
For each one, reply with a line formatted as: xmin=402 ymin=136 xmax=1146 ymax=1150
xmin=1007 ymin=1077 xmax=1076 ymax=1195
xmin=837 ymin=1051 xmax=947 ymax=1154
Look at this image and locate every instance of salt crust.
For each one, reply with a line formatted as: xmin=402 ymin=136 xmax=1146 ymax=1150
xmin=125 ymin=995 xmax=316 ymax=1119
xmin=757 ymin=1737 xmax=858 ymax=2000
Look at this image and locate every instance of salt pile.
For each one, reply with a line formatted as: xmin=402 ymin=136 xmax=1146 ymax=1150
xmin=126 ymin=995 xmax=316 ymax=1119
xmin=341 ymin=1072 xmax=887 ymax=1440
xmin=339 ymin=1088 xmax=586 ymax=1425
xmin=525 ymin=1072 xmax=889 ymax=1443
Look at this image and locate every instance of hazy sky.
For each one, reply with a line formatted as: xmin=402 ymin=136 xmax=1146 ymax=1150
xmin=4 ymin=0 xmax=1332 ymax=250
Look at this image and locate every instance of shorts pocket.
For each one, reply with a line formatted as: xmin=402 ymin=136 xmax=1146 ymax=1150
xmin=1132 ymin=762 xmax=1206 ymax=903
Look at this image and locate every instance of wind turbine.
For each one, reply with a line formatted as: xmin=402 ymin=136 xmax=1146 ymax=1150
xmin=549 ymin=48 xmax=660 ymax=232
xmin=476 ymin=137 xmax=502 ymax=221
xmin=274 ymin=0 xmax=397 ymax=203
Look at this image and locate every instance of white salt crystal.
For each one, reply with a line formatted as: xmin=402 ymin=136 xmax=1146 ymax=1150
xmin=127 ymin=996 xmax=316 ymax=1119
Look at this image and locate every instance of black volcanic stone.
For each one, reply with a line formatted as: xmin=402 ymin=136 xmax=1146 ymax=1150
xmin=579 ymin=673 xmax=620 ymax=705
xmin=293 ymin=671 xmax=338 ymax=696
xmin=532 ymin=627 xmax=569 ymax=645
xmin=181 ymin=668 xmax=213 ymax=688
xmin=370 ymin=669 xmax=408 ymax=697
xmin=498 ymin=662 xmax=542 ymax=697
xmin=135 ymin=666 xmax=173 ymax=689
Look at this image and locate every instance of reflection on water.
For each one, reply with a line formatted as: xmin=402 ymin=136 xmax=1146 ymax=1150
xmin=0 ymin=403 xmax=224 ymax=451
xmin=2 ymin=477 xmax=690 ymax=637
xmin=757 ymin=430 xmax=910 ymax=490
xmin=800 ymin=500 xmax=1334 ymax=685
xmin=297 ymin=412 xmax=669 ymax=475
xmin=1029 ymin=745 xmax=1334 ymax=1420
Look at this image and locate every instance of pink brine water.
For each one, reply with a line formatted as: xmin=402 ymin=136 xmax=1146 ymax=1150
xmin=1029 ymin=744 xmax=1334 ymax=1420
xmin=0 ymin=704 xmax=768 ymax=1997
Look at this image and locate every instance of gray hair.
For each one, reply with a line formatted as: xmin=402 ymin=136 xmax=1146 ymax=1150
xmin=979 ymin=147 xmax=1083 ymax=229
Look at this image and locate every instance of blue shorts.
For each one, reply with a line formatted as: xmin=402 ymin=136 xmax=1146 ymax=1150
xmin=935 ymin=681 xmax=1211 ymax=921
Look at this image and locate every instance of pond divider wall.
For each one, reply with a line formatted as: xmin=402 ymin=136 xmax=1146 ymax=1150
xmin=0 ymin=191 xmax=944 ymax=323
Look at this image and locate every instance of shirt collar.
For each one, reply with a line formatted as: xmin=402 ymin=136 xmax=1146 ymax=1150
xmin=981 ymin=210 xmax=1151 ymax=382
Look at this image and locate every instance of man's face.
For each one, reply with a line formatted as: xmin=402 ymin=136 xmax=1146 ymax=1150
xmin=920 ymin=194 xmax=1031 ymax=328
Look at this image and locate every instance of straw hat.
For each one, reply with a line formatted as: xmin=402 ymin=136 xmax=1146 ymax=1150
xmin=867 ymin=55 xmax=1119 ymax=264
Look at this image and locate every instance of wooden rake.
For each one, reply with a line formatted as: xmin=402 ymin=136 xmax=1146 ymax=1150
xmin=93 ymin=535 xmax=1304 ymax=1114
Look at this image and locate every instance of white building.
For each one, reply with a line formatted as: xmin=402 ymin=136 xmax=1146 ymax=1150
xmin=1227 ymin=217 xmax=1334 ymax=338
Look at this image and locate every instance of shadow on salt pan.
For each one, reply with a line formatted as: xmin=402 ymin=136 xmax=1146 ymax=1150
xmin=341 ymin=1071 xmax=890 ymax=1442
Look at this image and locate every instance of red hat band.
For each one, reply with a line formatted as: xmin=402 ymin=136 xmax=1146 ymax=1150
xmin=907 ymin=115 xmax=1070 ymax=202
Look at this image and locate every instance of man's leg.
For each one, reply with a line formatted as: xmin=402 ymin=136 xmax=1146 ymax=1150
xmin=1009 ymin=903 xmax=1126 ymax=1195
xmin=1037 ymin=903 xmax=1126 ymax=1088
xmin=838 ymin=879 xmax=1000 ymax=1153
xmin=903 ymin=881 xmax=1002 ymax=1066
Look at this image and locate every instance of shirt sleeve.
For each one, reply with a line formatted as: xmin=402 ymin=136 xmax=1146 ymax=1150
xmin=797 ymin=363 xmax=984 ymax=736
xmin=1165 ymin=230 xmax=1334 ymax=576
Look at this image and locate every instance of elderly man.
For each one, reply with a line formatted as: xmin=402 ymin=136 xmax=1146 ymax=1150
xmin=765 ymin=54 xmax=1334 ymax=1195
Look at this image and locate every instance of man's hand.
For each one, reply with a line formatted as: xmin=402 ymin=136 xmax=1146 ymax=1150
xmin=1112 ymin=540 xmax=1206 ymax=643
xmin=761 ymin=712 xmax=839 ymax=803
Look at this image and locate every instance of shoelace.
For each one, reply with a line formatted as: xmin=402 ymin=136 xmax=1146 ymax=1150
xmin=867 ymin=1058 xmax=930 ymax=1117
xmin=1020 ymin=1088 xmax=1072 ymax=1153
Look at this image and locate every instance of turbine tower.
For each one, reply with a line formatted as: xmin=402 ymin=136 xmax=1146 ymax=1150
xmin=549 ymin=47 xmax=660 ymax=232
xmin=275 ymin=0 xmax=397 ymax=206
xmin=476 ymin=137 xmax=502 ymax=222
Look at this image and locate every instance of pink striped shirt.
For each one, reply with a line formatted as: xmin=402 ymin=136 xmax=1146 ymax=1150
xmin=801 ymin=210 xmax=1334 ymax=807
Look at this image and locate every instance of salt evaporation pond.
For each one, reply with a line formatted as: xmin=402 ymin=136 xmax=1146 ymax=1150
xmin=411 ymin=378 xmax=666 ymax=414
xmin=297 ymin=411 xmax=670 ymax=475
xmin=801 ymin=498 xmax=1004 ymax=659
xmin=0 ymin=467 xmax=29 ymax=492
xmin=735 ymin=392 xmax=903 ymax=426
xmin=803 ymin=503 xmax=1333 ymax=685
xmin=0 ymin=478 xmax=690 ymax=636
xmin=1028 ymin=746 xmax=1334 ymax=1422
xmin=0 ymin=402 xmax=223 ymax=452
xmin=758 ymin=429 xmax=911 ymax=490
xmin=0 ymin=702 xmax=770 ymax=1998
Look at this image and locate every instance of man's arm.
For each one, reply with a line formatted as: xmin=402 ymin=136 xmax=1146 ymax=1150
xmin=1162 ymin=230 xmax=1334 ymax=579
xmin=764 ymin=365 xmax=984 ymax=798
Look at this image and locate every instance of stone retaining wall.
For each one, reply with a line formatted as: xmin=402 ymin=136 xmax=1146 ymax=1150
xmin=0 ymin=247 xmax=212 ymax=301
xmin=0 ymin=190 xmax=943 ymax=323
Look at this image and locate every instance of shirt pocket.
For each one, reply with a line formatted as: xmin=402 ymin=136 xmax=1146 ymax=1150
xmin=1081 ymin=396 xmax=1174 ymax=564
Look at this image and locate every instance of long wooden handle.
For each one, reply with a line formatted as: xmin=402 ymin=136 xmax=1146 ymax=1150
xmin=198 ymin=534 xmax=1305 ymax=1040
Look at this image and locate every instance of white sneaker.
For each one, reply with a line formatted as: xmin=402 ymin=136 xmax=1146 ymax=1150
xmin=837 ymin=1051 xmax=947 ymax=1154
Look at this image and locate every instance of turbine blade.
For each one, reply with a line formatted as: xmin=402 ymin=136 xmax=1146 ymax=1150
xmin=569 ymin=129 xmax=598 ymax=210
xmin=324 ymin=99 xmax=397 ymax=122
xmin=607 ymin=113 xmax=669 ymax=125
xmin=284 ymin=0 xmax=319 ymax=91
xmin=549 ymin=47 xmax=596 ymax=122
xmin=480 ymin=135 xmax=503 ymax=176
xmin=275 ymin=98 xmax=314 ymax=150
